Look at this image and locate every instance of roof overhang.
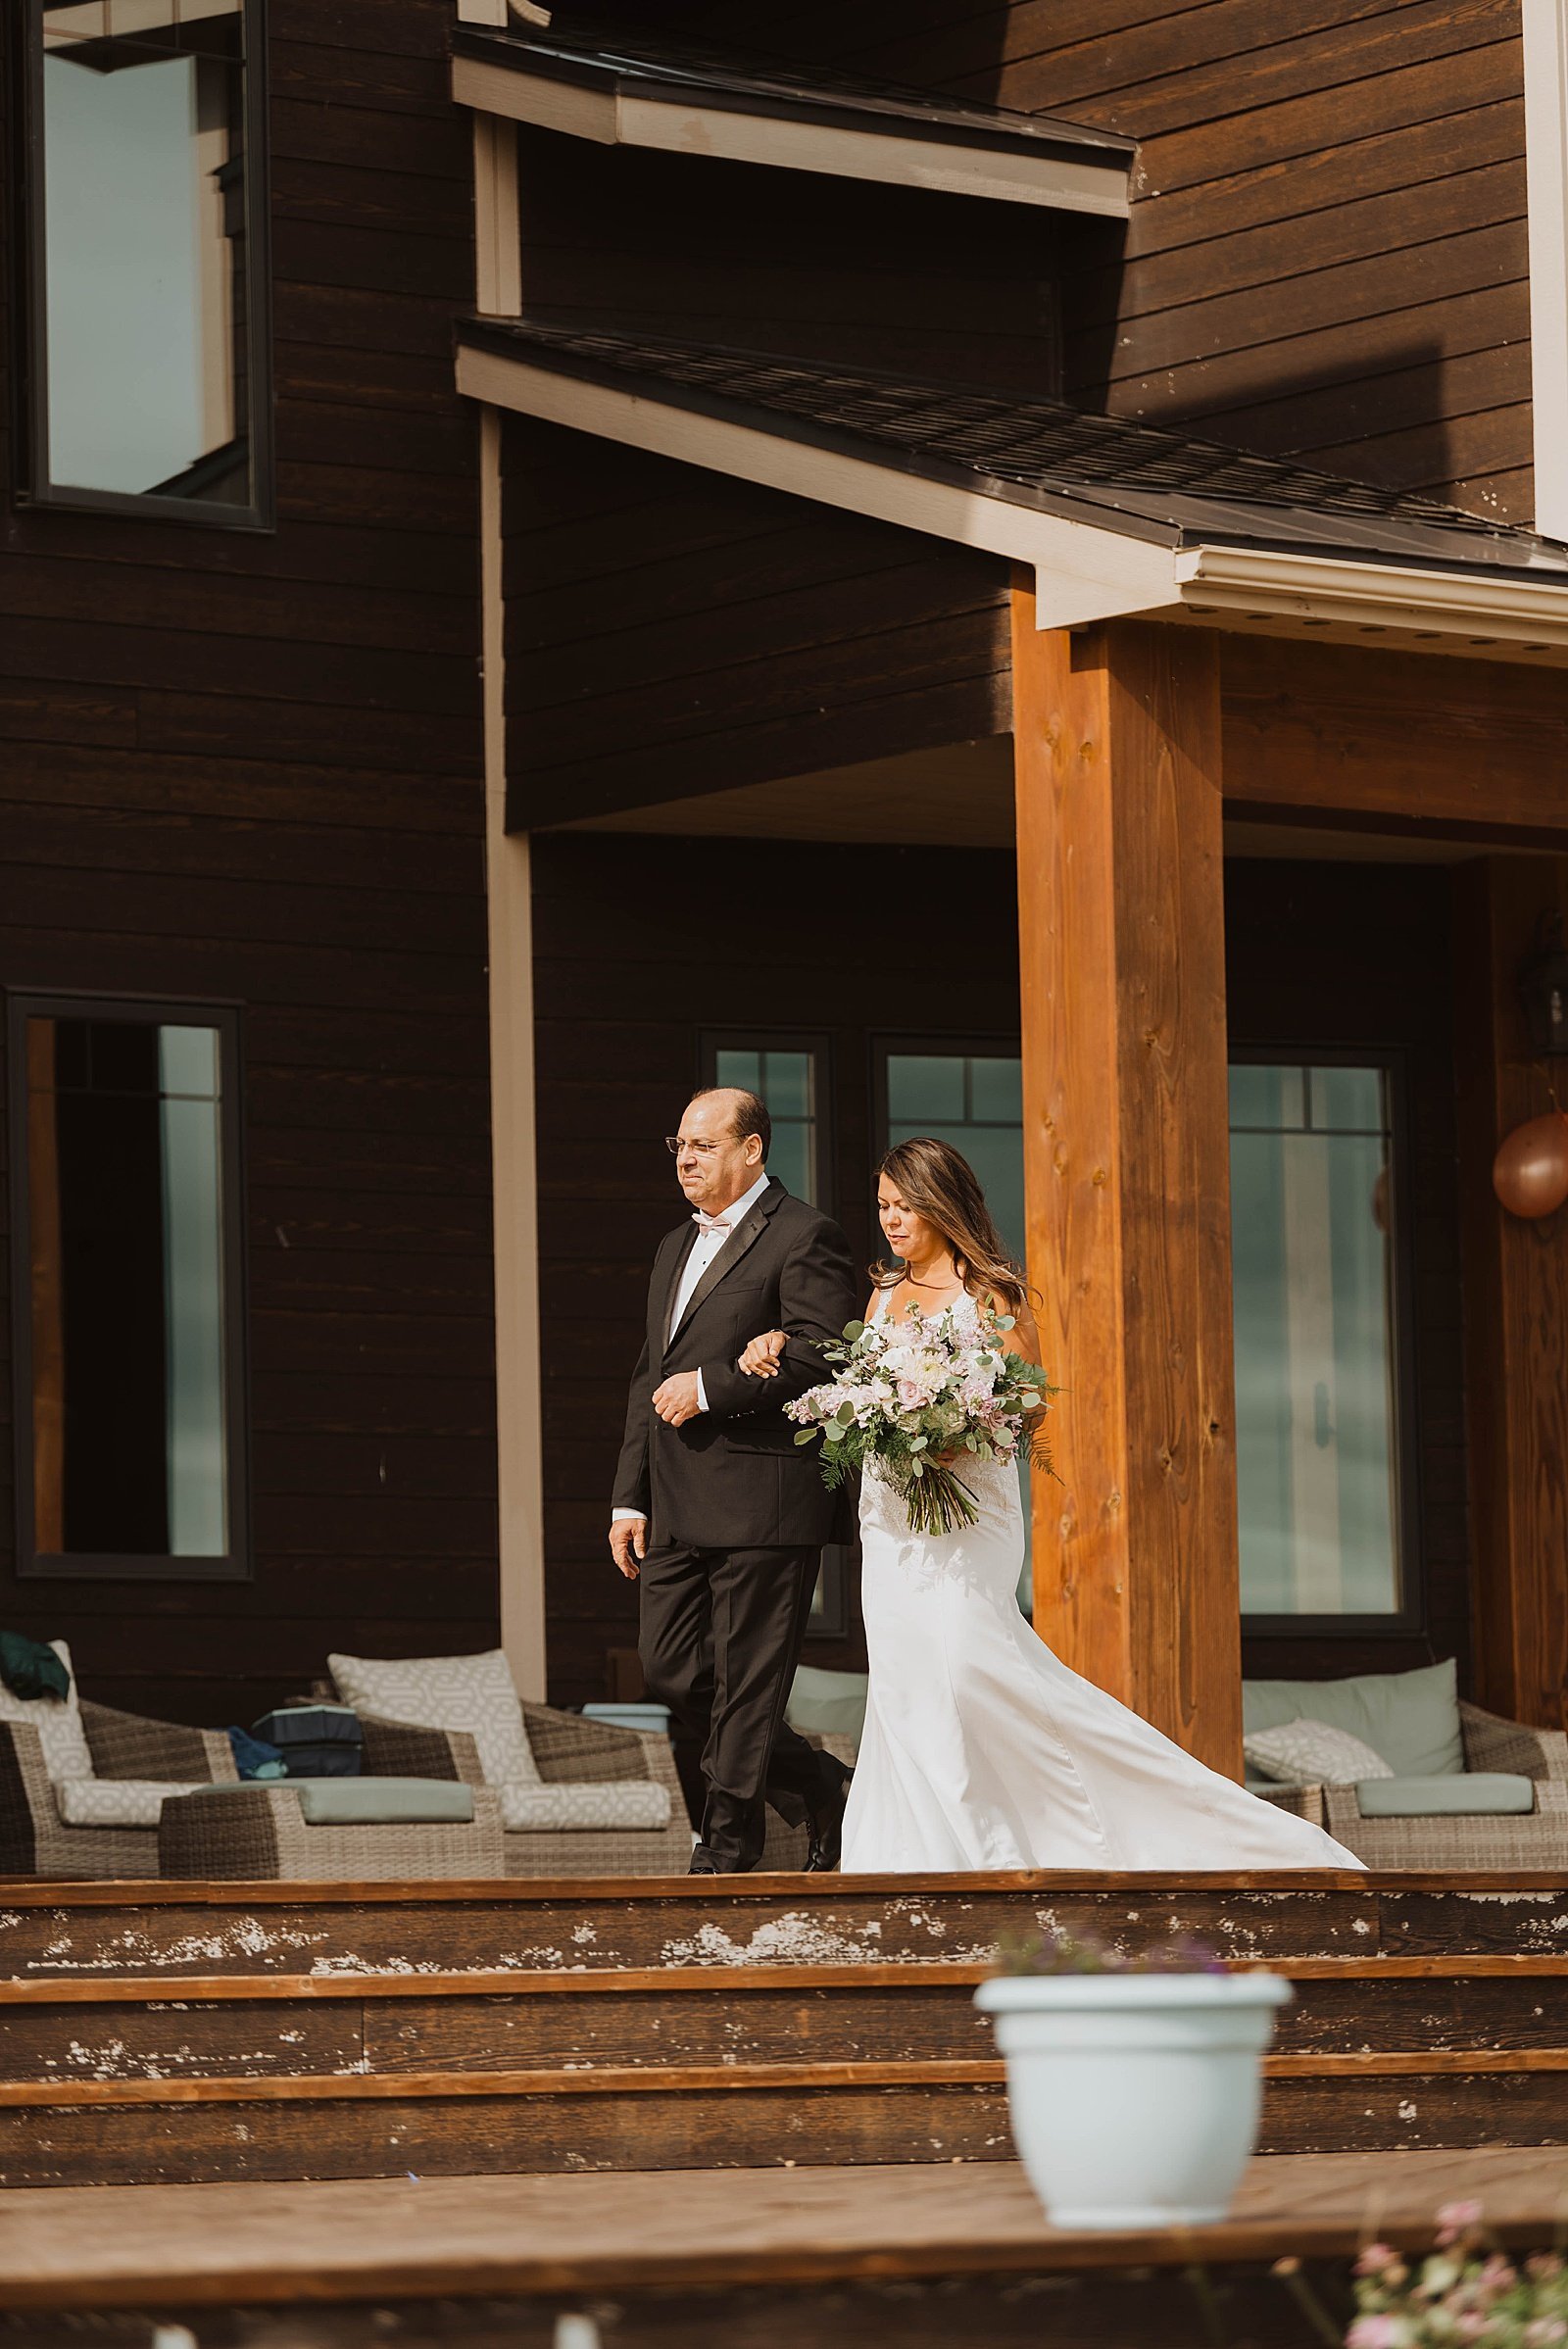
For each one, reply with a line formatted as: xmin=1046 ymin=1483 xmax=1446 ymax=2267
xmin=457 ymin=328 xmax=1568 ymax=665
xmin=450 ymin=26 xmax=1132 ymax=220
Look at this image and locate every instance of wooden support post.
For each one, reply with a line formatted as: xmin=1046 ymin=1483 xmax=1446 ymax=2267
xmin=1454 ymin=856 xmax=1568 ymax=1731
xmin=1012 ymin=602 xmax=1242 ymax=1774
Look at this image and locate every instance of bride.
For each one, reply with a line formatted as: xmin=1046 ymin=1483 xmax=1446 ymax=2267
xmin=739 ymin=1136 xmax=1362 ymax=1873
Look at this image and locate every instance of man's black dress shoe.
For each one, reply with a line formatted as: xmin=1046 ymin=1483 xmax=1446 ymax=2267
xmin=804 ymin=1761 xmax=852 ymax=1872
xmin=688 ymin=1852 xmax=718 ymax=1874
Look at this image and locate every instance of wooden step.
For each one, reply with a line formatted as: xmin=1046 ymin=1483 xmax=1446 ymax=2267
xmin=0 ymin=1957 xmax=1564 ymax=2186
xmin=4 ymin=1869 xmax=1567 ymax=1980
xmin=0 ymin=1955 xmax=1563 ymax=2083
xmin=4 ymin=2051 xmax=1568 ymax=2186
xmin=3 ymin=1874 xmax=1561 ymax=2186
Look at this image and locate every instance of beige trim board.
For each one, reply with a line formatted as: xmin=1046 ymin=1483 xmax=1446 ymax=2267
xmin=472 ymin=135 xmax=545 ymax=1691
xmin=451 ymin=53 xmax=1130 ymax=218
xmin=481 ymin=408 xmax=547 ymax=1701
xmin=43 ymin=0 xmax=238 ymax=40
xmin=473 ymin=115 xmax=520 ymax=316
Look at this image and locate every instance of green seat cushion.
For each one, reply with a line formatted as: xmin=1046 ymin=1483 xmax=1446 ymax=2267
xmin=1243 ymin=1658 xmax=1463 ymax=1779
xmin=179 ymin=1777 xmax=474 ymax=1826
xmin=294 ymin=1778 xmax=473 ymax=1826
xmin=787 ymin=1664 xmax=869 ymax=1742
xmin=1355 ymin=1773 xmax=1535 ymax=1819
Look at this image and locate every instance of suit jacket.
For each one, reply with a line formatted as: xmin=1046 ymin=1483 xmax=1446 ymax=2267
xmin=613 ymin=1178 xmax=860 ymax=1550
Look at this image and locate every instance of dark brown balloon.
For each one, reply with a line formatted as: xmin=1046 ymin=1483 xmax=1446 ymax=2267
xmin=1493 ymin=1113 xmax=1568 ymax=1219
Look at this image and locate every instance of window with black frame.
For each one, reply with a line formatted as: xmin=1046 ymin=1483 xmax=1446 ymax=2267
xmin=21 ymin=0 xmax=270 ymax=522
xmin=8 ymin=997 xmax=250 ymax=1580
xmin=705 ymin=1038 xmax=827 ymax=1209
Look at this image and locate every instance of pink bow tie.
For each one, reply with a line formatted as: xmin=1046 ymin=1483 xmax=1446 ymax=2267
xmin=692 ymin=1210 xmax=731 ymax=1237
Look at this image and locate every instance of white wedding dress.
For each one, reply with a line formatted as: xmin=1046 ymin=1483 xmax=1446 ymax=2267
xmin=839 ymin=1291 xmax=1363 ymax=1874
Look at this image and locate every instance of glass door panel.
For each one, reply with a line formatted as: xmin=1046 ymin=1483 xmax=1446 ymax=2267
xmin=1230 ymin=1061 xmax=1404 ymax=1619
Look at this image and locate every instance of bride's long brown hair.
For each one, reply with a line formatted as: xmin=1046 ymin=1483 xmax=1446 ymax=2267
xmin=873 ymin=1136 xmax=1031 ymax=1316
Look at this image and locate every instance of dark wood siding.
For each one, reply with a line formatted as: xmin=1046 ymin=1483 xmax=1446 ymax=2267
xmin=502 ymin=418 xmax=1012 ymax=829
xmin=513 ymin=129 xmax=1064 ymax=397
xmin=684 ymin=1 xmax=1533 ymax=521
xmin=0 ymin=0 xmax=494 ymax=1725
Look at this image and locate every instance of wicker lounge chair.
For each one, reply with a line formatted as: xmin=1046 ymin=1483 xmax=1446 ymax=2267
xmin=0 ymin=1668 xmax=238 ymax=1881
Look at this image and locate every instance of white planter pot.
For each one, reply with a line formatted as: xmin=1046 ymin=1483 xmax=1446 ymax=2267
xmin=974 ymin=1970 xmax=1291 ymax=2229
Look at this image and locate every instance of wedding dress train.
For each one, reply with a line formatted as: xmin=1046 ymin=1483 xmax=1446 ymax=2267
xmin=839 ymin=1295 xmax=1363 ymax=1874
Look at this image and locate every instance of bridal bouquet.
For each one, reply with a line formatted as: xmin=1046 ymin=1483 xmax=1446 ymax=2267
xmin=786 ymin=1302 xmax=1054 ymax=1538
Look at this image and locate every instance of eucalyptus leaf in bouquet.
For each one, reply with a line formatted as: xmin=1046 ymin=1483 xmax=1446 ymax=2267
xmin=786 ymin=1299 xmax=1055 ymax=1539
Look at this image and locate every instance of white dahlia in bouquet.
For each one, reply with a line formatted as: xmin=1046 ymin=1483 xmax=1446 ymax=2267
xmin=786 ymin=1301 xmax=1055 ymax=1538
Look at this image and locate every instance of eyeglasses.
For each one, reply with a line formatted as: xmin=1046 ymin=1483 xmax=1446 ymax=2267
xmin=665 ymin=1137 xmax=725 ymax=1157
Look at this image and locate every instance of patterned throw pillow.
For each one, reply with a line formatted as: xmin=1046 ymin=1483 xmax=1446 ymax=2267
xmin=497 ymin=1781 xmax=672 ymax=1833
xmin=0 ymin=1639 xmax=95 ymax=1786
xmin=329 ymin=1649 xmax=541 ymax=1787
xmin=1244 ymin=1717 xmax=1395 ymax=1786
xmin=55 ymin=1778 xmax=191 ymax=1829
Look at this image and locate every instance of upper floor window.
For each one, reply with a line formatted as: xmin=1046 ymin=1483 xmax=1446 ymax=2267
xmin=21 ymin=1 xmax=270 ymax=524
xmin=8 ymin=996 xmax=250 ymax=1580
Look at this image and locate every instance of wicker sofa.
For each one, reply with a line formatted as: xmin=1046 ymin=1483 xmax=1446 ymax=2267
xmin=1242 ymin=1655 xmax=1568 ymax=1869
xmin=353 ymin=1699 xmax=694 ymax=1877
xmin=327 ymin=1647 xmax=697 ymax=1877
xmin=1298 ymin=1702 xmax=1568 ymax=1869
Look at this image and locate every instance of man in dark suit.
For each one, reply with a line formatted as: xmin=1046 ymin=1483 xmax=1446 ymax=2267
xmin=611 ymin=1086 xmax=860 ymax=1873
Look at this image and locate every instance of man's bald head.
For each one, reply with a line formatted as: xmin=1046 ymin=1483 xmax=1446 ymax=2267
xmin=687 ymin=1086 xmax=771 ymax=1159
xmin=670 ymin=1087 xmax=770 ymax=1213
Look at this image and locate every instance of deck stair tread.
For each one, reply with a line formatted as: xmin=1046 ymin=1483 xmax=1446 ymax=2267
xmin=2 ymin=2147 xmax=1565 ymax=2311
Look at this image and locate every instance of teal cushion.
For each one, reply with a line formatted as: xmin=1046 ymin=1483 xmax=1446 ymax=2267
xmin=787 ymin=1665 xmax=869 ymax=1742
xmin=294 ymin=1778 xmax=473 ymax=1826
xmin=184 ymin=1778 xmax=473 ymax=1826
xmin=1243 ymin=1658 xmax=1463 ymax=1779
xmin=1355 ymin=1773 xmax=1535 ymax=1819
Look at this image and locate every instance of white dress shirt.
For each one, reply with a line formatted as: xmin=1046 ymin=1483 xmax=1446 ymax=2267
xmin=669 ymin=1167 xmax=771 ymax=1345
xmin=612 ymin=1169 xmax=772 ymax=1523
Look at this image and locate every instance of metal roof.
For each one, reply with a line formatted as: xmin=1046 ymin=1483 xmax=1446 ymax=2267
xmin=459 ymin=318 xmax=1568 ymax=581
xmin=451 ymin=15 xmax=1134 ymax=168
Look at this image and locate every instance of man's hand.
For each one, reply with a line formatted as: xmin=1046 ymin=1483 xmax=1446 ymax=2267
xmin=738 ymin=1329 xmax=787 ymax=1378
xmin=609 ymin=1516 xmax=647 ymax=1580
xmin=653 ymin=1371 xmax=704 ymax=1426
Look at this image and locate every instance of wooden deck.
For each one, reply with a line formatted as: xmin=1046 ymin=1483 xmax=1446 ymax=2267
xmin=0 ymin=2147 xmax=1563 ymax=2310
